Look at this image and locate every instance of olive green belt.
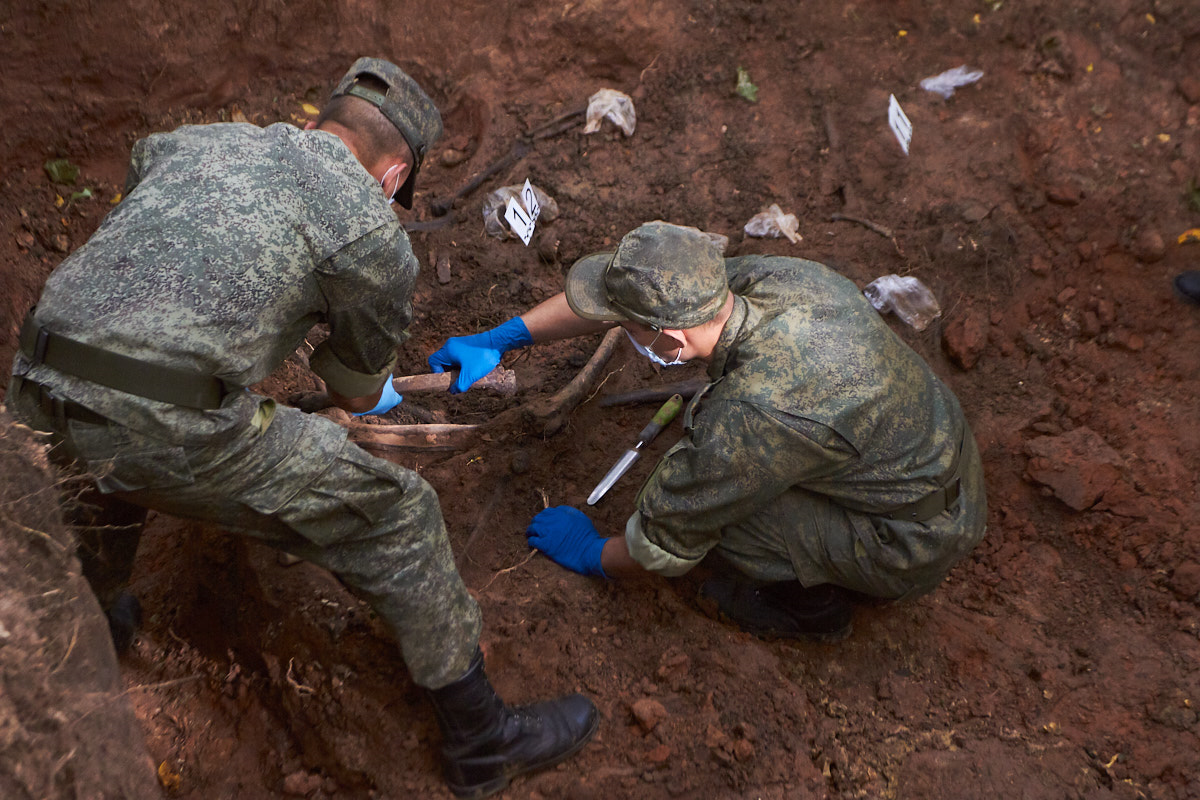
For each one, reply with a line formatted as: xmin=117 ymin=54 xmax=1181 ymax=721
xmin=878 ymin=476 xmax=961 ymax=522
xmin=877 ymin=438 xmax=964 ymax=523
xmin=19 ymin=310 xmax=236 ymax=410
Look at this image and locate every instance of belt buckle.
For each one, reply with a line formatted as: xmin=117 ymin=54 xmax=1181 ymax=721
xmin=33 ymin=326 xmax=51 ymax=364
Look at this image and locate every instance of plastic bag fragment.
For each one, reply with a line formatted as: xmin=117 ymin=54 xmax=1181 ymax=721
xmin=863 ymin=275 xmax=942 ymax=331
xmin=919 ymin=65 xmax=984 ymax=99
xmin=584 ymin=89 xmax=636 ymax=137
xmin=482 ymin=183 xmax=560 ymax=240
xmin=743 ymin=204 xmax=802 ymax=243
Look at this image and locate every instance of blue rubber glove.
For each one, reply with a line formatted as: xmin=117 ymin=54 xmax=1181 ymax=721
xmin=352 ymin=379 xmax=403 ymax=416
xmin=526 ymin=506 xmax=608 ymax=578
xmin=428 ymin=317 xmax=533 ymax=394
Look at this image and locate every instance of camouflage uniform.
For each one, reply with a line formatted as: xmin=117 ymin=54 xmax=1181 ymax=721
xmin=8 ymin=121 xmax=480 ymax=688
xmin=623 ymin=255 xmax=987 ymax=600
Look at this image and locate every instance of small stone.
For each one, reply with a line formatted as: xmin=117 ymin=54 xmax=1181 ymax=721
xmin=943 ymin=308 xmax=989 ymax=370
xmin=704 ymin=724 xmax=729 ymax=749
xmin=959 ymin=201 xmax=992 ymax=223
xmin=439 ymin=148 xmax=469 ymax=167
xmin=510 ymin=449 xmax=530 ymax=475
xmin=436 ymin=256 xmax=451 ymax=284
xmin=646 ymin=744 xmax=672 ymax=763
xmin=1169 ymin=562 xmax=1200 ymax=599
xmin=536 ymin=233 xmax=560 ymax=264
xmin=733 ymin=739 xmax=756 ymax=762
xmin=1179 ymin=77 xmax=1200 ymax=105
xmin=282 ymin=770 xmax=322 ymax=796
xmin=631 ymin=698 xmax=668 ymax=733
xmin=1045 ymin=182 xmax=1082 ymax=206
xmin=1131 ymin=228 xmax=1166 ymax=263
xmin=656 ymin=649 xmax=689 ymax=679
xmin=277 ymin=552 xmax=303 ymax=567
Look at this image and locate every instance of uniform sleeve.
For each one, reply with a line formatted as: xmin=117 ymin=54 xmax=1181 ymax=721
xmin=628 ymin=398 xmax=856 ymax=574
xmin=309 ymin=224 xmax=417 ymax=398
xmin=124 ymin=134 xmax=167 ymax=195
xmin=125 ymin=140 xmax=147 ymax=195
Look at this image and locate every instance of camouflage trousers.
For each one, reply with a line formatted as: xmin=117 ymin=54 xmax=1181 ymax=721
xmin=716 ymin=429 xmax=988 ymax=601
xmin=9 ymin=385 xmax=480 ymax=689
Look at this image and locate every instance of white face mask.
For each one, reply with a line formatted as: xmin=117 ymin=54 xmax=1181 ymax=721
xmin=380 ymin=164 xmax=402 ymax=205
xmin=625 ymin=329 xmax=685 ymax=367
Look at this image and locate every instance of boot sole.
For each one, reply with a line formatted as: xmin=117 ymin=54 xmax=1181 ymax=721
xmin=446 ymin=713 xmax=601 ymax=799
xmin=700 ymin=579 xmax=854 ymax=643
xmin=734 ymin=617 xmax=854 ymax=644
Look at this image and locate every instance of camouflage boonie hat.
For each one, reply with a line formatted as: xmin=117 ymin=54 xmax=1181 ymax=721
xmin=565 ymin=221 xmax=729 ymax=329
xmin=332 ymin=57 xmax=442 ymax=209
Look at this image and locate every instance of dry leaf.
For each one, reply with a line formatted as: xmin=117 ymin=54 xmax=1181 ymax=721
xmin=157 ymin=761 xmax=181 ymax=792
xmin=1177 ymin=228 xmax=1200 ymax=245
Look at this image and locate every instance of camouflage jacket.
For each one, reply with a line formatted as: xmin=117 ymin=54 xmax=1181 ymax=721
xmin=13 ymin=122 xmax=417 ymax=443
xmin=625 ymin=255 xmax=969 ymax=575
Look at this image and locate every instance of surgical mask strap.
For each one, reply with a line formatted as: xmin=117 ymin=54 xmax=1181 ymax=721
xmin=625 ymin=329 xmax=685 ymax=367
xmin=380 ymin=164 xmax=402 ymax=205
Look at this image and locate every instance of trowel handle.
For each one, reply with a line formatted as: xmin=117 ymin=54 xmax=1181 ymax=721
xmin=636 ymin=394 xmax=685 ymax=445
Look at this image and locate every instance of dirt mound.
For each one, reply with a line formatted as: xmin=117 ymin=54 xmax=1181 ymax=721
xmin=0 ymin=413 xmax=159 ymax=799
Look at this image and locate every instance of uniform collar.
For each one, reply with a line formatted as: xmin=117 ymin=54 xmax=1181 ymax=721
xmin=707 ymin=294 xmax=753 ymax=379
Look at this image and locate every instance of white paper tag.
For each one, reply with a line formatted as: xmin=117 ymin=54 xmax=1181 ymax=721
xmin=504 ymin=179 xmax=542 ymax=246
xmin=888 ymin=94 xmax=912 ymax=155
xmin=521 ymin=178 xmax=541 ymax=221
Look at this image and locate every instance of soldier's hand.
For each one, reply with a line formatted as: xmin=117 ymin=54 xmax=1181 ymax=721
xmin=428 ymin=317 xmax=532 ymax=393
xmin=526 ymin=506 xmax=607 ymax=577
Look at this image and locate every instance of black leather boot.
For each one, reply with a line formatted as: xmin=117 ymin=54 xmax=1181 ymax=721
xmin=1175 ymin=270 xmax=1200 ymax=304
xmin=427 ymin=650 xmax=599 ymax=798
xmin=701 ymin=576 xmax=854 ymax=642
xmin=106 ymin=591 xmax=142 ymax=654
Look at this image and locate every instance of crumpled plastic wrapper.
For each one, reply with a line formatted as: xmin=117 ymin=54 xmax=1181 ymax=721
xmin=743 ymin=204 xmax=802 ymax=243
xmin=920 ymin=65 xmax=984 ymax=99
xmin=863 ymin=274 xmax=942 ymax=331
xmin=482 ymin=183 xmax=560 ymax=240
xmin=584 ymin=89 xmax=636 ymax=137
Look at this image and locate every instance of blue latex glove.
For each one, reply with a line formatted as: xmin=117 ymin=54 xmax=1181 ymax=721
xmin=526 ymin=506 xmax=608 ymax=578
xmin=428 ymin=317 xmax=533 ymax=393
xmin=353 ymin=379 xmax=403 ymax=416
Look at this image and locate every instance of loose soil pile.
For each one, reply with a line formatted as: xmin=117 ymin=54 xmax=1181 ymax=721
xmin=2 ymin=1 xmax=1199 ymax=798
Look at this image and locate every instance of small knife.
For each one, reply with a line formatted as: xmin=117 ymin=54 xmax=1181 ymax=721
xmin=587 ymin=393 xmax=684 ymax=505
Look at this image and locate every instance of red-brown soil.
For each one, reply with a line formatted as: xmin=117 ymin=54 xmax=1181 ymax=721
xmin=2 ymin=1 xmax=1200 ymax=798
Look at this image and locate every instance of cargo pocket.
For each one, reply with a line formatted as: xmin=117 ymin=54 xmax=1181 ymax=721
xmin=268 ymin=441 xmax=417 ymax=549
xmin=232 ymin=412 xmax=349 ymax=519
xmin=64 ymin=419 xmax=194 ymax=494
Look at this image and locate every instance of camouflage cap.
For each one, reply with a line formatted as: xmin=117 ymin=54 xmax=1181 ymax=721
xmin=565 ymin=221 xmax=729 ymax=329
xmin=331 ymin=57 xmax=442 ymax=209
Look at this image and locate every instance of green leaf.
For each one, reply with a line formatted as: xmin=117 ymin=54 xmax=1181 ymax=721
xmin=735 ymin=67 xmax=759 ymax=103
xmin=44 ymin=158 xmax=80 ymax=185
xmin=69 ymin=188 xmax=94 ymax=203
xmin=1186 ymin=177 xmax=1200 ymax=214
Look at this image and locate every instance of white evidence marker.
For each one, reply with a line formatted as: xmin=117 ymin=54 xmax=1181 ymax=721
xmin=504 ymin=178 xmax=542 ymax=246
xmin=888 ymin=94 xmax=913 ymax=155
